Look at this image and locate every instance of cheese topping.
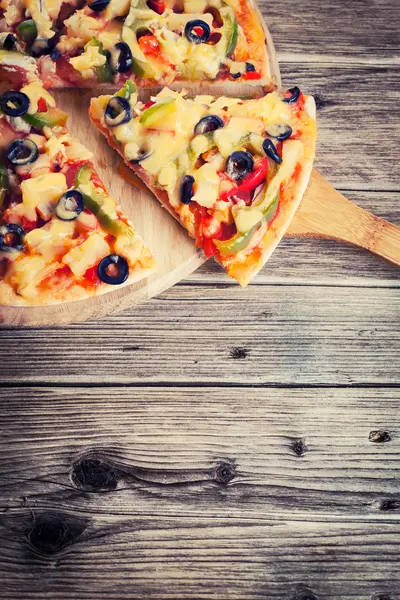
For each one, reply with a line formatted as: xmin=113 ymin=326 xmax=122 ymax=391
xmin=23 ymin=0 xmax=55 ymax=39
xmin=20 ymin=81 xmax=56 ymax=114
xmin=70 ymin=45 xmax=106 ymax=79
xmin=21 ymin=172 xmax=67 ymax=222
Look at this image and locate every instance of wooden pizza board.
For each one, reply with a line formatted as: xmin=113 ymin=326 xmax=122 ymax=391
xmin=1 ymin=27 xmax=399 ymax=326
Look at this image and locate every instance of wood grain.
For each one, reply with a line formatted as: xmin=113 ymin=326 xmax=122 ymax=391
xmin=1 ymin=387 xmax=399 ymax=521
xmin=0 ymin=511 xmax=399 ymax=600
xmin=0 ymin=284 xmax=398 ymax=386
xmin=265 ymin=0 xmax=400 ymax=63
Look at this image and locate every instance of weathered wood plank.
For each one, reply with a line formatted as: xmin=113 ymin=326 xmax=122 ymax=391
xmin=1 ymin=285 xmax=398 ymax=385
xmin=0 ymin=509 xmax=399 ymax=600
xmin=1 ymin=387 xmax=399 ymax=520
xmin=263 ymin=0 xmax=399 ymax=63
xmin=278 ymin=63 xmax=400 ymax=190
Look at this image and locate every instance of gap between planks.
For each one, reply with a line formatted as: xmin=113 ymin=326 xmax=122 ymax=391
xmin=0 ymin=382 xmax=400 ymax=389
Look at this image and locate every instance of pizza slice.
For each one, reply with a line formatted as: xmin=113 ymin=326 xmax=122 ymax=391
xmin=1 ymin=0 xmax=274 ymax=90
xmin=89 ymin=82 xmax=316 ymax=286
xmin=0 ymin=61 xmax=156 ymax=306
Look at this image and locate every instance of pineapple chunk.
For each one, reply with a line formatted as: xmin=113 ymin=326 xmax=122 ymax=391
xmin=21 ymin=172 xmax=67 ymax=222
xmin=62 ymin=233 xmax=110 ymax=277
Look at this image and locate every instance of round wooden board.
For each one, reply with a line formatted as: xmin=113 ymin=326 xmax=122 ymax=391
xmin=0 ymin=22 xmax=281 ymax=327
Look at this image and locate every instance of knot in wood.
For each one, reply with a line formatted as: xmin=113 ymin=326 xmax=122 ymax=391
xmin=379 ymin=499 xmax=400 ymax=512
xmin=229 ymin=347 xmax=248 ymax=359
xmin=291 ymin=587 xmax=318 ymax=600
xmin=28 ymin=514 xmax=87 ymax=555
xmin=371 ymin=594 xmax=392 ymax=600
xmin=72 ymin=456 xmax=120 ymax=491
xmin=290 ymin=438 xmax=307 ymax=457
xmin=214 ymin=461 xmax=236 ymax=484
xmin=369 ymin=430 xmax=391 ymax=443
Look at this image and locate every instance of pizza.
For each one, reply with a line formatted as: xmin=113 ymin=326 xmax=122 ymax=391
xmin=0 ymin=63 xmax=156 ymax=306
xmin=89 ymin=82 xmax=316 ymax=286
xmin=0 ymin=0 xmax=274 ymax=90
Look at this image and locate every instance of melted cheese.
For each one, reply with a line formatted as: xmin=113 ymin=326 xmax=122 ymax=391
xmin=6 ymin=254 xmax=56 ymax=298
xmin=191 ymin=162 xmax=219 ymax=208
xmin=21 ymin=172 xmax=67 ymax=222
xmin=45 ymin=0 xmax=62 ymax=19
xmin=25 ymin=219 xmax=75 ymax=260
xmin=64 ymin=10 xmax=102 ymax=43
xmin=23 ymin=0 xmax=54 ymax=39
xmin=70 ymin=45 xmax=106 ymax=79
xmin=105 ymin=0 xmax=130 ymax=19
xmin=20 ymin=81 xmax=56 ymax=115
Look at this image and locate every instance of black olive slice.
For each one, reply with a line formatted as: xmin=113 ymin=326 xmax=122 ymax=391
xmin=130 ymin=150 xmax=152 ymax=164
xmin=266 ymin=123 xmax=293 ymax=141
xmin=7 ymin=139 xmax=38 ymax=166
xmin=194 ymin=115 xmax=224 ymax=135
xmin=0 ymin=223 xmax=25 ymax=252
xmin=184 ymin=20 xmax=211 ymax=44
xmin=114 ymin=41 xmax=133 ymax=73
xmin=3 ymin=34 xmax=17 ymax=50
xmin=283 ymin=86 xmax=301 ymax=104
xmin=98 ymin=254 xmax=129 ymax=285
xmin=262 ymin=139 xmax=282 ymax=164
xmin=226 ymin=151 xmax=254 ymax=180
xmin=0 ymin=91 xmax=30 ymax=117
xmin=55 ymin=189 xmax=84 ymax=221
xmin=105 ymin=96 xmax=132 ymax=128
xmin=180 ymin=175 xmax=195 ymax=204
xmin=245 ymin=62 xmax=255 ymax=72
xmin=50 ymin=48 xmax=62 ymax=61
xmin=88 ymin=0 xmax=111 ymax=11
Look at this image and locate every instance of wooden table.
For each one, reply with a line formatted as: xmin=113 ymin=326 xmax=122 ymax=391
xmin=1 ymin=0 xmax=399 ymax=598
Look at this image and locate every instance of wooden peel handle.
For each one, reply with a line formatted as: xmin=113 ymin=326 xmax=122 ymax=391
xmin=287 ymin=170 xmax=400 ymax=267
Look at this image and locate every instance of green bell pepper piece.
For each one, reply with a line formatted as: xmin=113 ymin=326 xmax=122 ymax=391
xmin=115 ymin=80 xmax=137 ymax=99
xmin=74 ymin=165 xmax=132 ymax=238
xmin=75 ymin=164 xmax=92 ymax=187
xmin=0 ymin=163 xmax=9 ymax=212
xmin=23 ymin=107 xmax=68 ymax=129
xmin=215 ymin=194 xmax=279 ymax=256
xmin=225 ymin=12 xmax=238 ymax=57
xmin=139 ymin=97 xmax=176 ymax=127
xmin=17 ymin=20 xmax=37 ymax=45
xmin=85 ymin=37 xmax=113 ymax=84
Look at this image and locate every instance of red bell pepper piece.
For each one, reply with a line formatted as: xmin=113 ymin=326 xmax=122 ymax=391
xmin=220 ymin=157 xmax=268 ymax=201
xmin=37 ymin=97 xmax=47 ymax=112
xmin=237 ymin=157 xmax=268 ymax=191
xmin=138 ymin=34 xmax=160 ymax=56
xmin=243 ymin=71 xmax=262 ymax=80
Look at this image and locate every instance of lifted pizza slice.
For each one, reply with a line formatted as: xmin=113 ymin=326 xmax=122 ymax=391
xmin=0 ymin=64 xmax=156 ymax=306
xmin=89 ymin=82 xmax=316 ymax=286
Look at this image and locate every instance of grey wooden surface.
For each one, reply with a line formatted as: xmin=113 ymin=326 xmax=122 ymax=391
xmin=1 ymin=0 xmax=400 ymax=598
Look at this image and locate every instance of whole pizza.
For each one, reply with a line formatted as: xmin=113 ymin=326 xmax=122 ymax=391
xmin=0 ymin=0 xmax=317 ymax=307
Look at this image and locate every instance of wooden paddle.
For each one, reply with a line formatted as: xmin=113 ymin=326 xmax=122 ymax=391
xmin=287 ymin=169 xmax=400 ymax=266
